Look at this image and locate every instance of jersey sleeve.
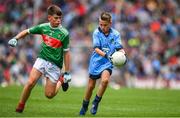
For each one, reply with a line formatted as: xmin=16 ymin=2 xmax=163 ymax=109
xmin=93 ymin=31 xmax=101 ymax=49
xmin=28 ymin=24 xmax=42 ymax=34
xmin=63 ymin=34 xmax=70 ymax=51
xmin=114 ymin=33 xmax=123 ymax=50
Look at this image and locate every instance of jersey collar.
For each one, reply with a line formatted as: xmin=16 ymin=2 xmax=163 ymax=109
xmin=48 ymin=23 xmax=62 ymax=29
xmin=98 ymin=27 xmax=112 ymax=37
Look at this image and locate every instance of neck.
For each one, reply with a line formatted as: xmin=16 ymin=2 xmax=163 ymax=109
xmin=98 ymin=27 xmax=111 ymax=37
xmin=49 ymin=23 xmax=60 ymax=29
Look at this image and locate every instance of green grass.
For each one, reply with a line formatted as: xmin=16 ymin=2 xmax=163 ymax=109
xmin=0 ymin=85 xmax=180 ymax=117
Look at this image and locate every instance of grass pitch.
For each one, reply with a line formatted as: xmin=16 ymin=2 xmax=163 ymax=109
xmin=0 ymin=85 xmax=180 ymax=117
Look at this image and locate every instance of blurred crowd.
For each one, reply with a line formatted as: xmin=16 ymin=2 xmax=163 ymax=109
xmin=0 ymin=0 xmax=179 ymax=88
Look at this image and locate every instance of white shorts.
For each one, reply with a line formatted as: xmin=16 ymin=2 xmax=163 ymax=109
xmin=33 ymin=58 xmax=61 ymax=83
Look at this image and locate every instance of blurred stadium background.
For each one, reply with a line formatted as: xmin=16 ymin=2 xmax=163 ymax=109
xmin=0 ymin=0 xmax=180 ymax=89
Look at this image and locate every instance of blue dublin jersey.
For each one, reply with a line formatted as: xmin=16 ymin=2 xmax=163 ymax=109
xmin=89 ymin=27 xmax=123 ymax=75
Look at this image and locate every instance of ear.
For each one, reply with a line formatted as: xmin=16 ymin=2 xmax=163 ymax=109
xmin=48 ymin=15 xmax=51 ymax=21
xmin=109 ymin=20 xmax=112 ymax=26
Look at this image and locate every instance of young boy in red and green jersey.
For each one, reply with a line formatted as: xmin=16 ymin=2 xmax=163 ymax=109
xmin=29 ymin=22 xmax=69 ymax=69
xmin=8 ymin=5 xmax=71 ymax=113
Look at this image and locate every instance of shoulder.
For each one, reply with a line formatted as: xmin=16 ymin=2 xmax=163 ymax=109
xmin=111 ymin=28 xmax=120 ymax=36
xmin=59 ymin=26 xmax=69 ymax=36
xmin=28 ymin=23 xmax=49 ymax=33
xmin=93 ymin=28 xmax=100 ymax=36
xmin=38 ymin=23 xmax=50 ymax=28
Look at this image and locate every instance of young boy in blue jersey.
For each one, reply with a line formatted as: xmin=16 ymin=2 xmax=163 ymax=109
xmin=79 ymin=12 xmax=126 ymax=115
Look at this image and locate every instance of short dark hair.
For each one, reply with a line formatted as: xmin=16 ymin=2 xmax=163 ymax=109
xmin=100 ymin=12 xmax=111 ymax=22
xmin=47 ymin=5 xmax=62 ymax=16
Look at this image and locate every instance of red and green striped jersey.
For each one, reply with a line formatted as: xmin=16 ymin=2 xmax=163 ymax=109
xmin=28 ymin=23 xmax=70 ymax=68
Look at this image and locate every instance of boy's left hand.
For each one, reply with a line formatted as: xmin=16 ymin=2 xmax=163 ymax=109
xmin=8 ymin=38 xmax=18 ymax=47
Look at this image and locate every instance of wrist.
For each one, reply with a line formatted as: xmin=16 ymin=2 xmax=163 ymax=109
xmin=64 ymin=72 xmax=70 ymax=74
xmin=13 ymin=38 xmax=18 ymax=41
xmin=104 ymin=53 xmax=108 ymax=58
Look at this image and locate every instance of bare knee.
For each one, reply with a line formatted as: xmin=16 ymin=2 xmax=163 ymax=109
xmin=101 ymin=79 xmax=109 ymax=87
xmin=45 ymin=92 xmax=55 ymax=99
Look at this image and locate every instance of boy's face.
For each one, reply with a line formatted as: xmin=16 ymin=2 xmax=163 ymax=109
xmin=99 ymin=18 xmax=112 ymax=34
xmin=48 ymin=14 xmax=62 ymax=27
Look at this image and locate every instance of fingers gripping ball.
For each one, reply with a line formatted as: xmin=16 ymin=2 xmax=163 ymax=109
xmin=111 ymin=51 xmax=127 ymax=68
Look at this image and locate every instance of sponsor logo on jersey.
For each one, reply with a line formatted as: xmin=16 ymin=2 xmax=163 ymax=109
xmin=41 ymin=34 xmax=62 ymax=48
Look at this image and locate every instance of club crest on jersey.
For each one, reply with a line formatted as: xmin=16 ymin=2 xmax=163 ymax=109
xmin=110 ymin=39 xmax=115 ymax=44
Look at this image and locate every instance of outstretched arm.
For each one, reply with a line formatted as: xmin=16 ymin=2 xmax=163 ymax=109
xmin=14 ymin=29 xmax=29 ymax=40
xmin=8 ymin=29 xmax=29 ymax=47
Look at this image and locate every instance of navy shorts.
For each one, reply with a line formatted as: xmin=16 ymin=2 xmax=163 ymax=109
xmin=89 ymin=69 xmax=112 ymax=80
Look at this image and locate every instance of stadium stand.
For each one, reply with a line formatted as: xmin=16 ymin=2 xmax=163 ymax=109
xmin=0 ymin=0 xmax=179 ymax=89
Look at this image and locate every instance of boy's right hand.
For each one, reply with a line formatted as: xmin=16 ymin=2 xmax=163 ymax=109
xmin=8 ymin=38 xmax=17 ymax=47
xmin=105 ymin=53 xmax=113 ymax=63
